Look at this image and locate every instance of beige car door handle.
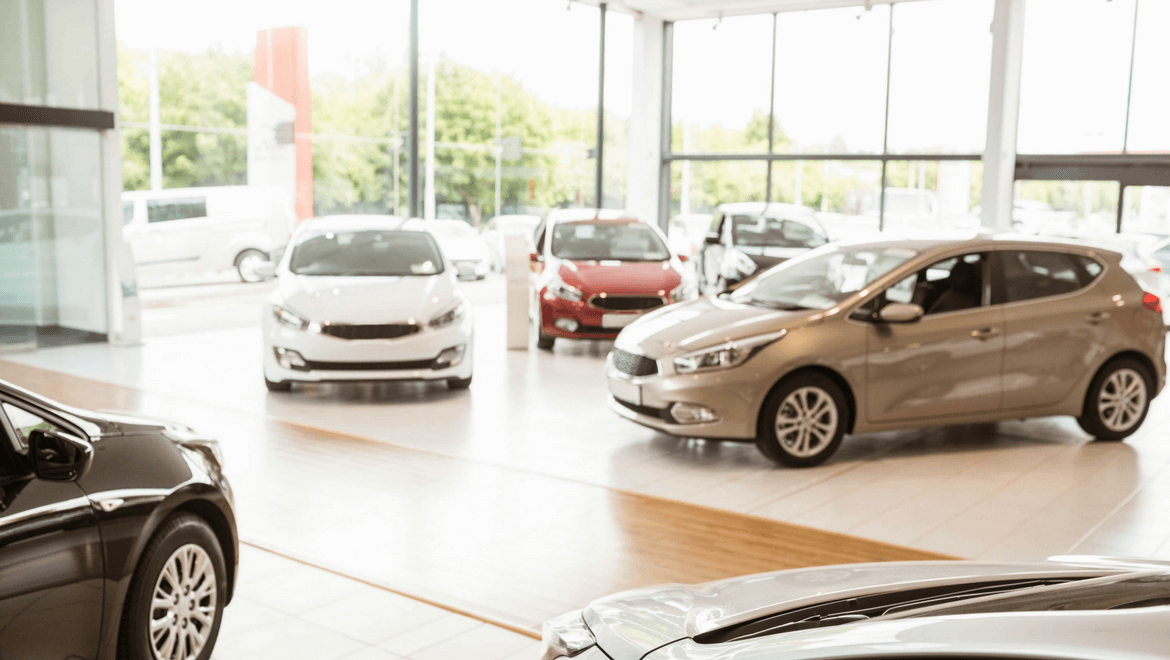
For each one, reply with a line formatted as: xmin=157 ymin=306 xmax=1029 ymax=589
xmin=970 ymin=327 xmax=1001 ymax=340
xmin=1086 ymin=311 xmax=1111 ymax=324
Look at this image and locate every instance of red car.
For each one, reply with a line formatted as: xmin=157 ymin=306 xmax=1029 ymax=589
xmin=530 ymin=209 xmax=694 ymax=349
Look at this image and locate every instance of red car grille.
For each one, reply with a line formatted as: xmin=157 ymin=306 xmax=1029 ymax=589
xmin=589 ymin=295 xmax=667 ymax=312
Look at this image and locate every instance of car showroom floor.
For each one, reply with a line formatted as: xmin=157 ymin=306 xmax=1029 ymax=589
xmin=3 ymin=274 xmax=1170 ymax=642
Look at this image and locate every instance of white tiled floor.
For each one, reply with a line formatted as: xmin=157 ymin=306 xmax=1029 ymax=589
xmin=214 ymin=545 xmax=538 ymax=660
xmin=9 ymin=314 xmax=1169 ymax=564
xmin=6 ymin=279 xmax=1170 ymax=644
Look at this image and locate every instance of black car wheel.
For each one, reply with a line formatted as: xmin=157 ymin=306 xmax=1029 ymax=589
xmin=756 ymin=373 xmax=846 ymax=468
xmin=120 ymin=513 xmax=227 ymax=660
xmin=1077 ymin=357 xmax=1152 ymax=441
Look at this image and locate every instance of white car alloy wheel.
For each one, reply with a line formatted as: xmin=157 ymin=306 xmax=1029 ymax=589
xmin=150 ymin=544 xmax=218 ymax=660
xmin=775 ymin=386 xmax=839 ymax=458
xmin=236 ymin=249 xmax=267 ymax=283
xmin=1097 ymin=368 xmax=1147 ymax=433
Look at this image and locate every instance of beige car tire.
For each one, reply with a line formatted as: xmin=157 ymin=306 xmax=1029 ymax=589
xmin=1077 ymin=357 xmax=1152 ymax=442
xmin=756 ymin=373 xmax=847 ymax=468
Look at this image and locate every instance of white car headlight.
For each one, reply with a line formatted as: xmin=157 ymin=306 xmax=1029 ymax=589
xmin=540 ymin=610 xmax=595 ymax=660
xmin=730 ymin=249 xmax=757 ymax=277
xmin=273 ymin=304 xmax=310 ymax=331
xmin=673 ymin=330 xmax=786 ymax=374
xmin=547 ymin=278 xmax=583 ymax=303
xmin=429 ymin=298 xmax=467 ymax=329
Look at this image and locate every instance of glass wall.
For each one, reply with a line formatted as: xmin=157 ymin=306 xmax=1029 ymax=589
xmin=672 ymin=15 xmax=774 ymax=154
xmin=1015 ymin=180 xmax=1119 ymax=236
xmin=772 ymin=7 xmax=890 ymax=155
xmin=885 ymin=0 xmax=992 ymax=155
xmin=669 ymin=0 xmax=985 ymax=232
xmin=0 ymin=127 xmax=108 ymax=348
xmin=1017 ymin=0 xmax=1136 ymax=154
xmin=0 ymin=0 xmax=101 ymax=109
xmin=1124 ymin=0 xmax=1170 ymax=152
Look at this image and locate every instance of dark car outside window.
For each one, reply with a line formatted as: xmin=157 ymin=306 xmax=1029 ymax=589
xmin=995 ymin=251 xmax=1096 ymax=304
xmin=147 ymin=197 xmax=207 ymax=223
xmin=289 ymin=230 xmax=445 ymax=277
xmin=731 ymin=216 xmax=827 ymax=249
xmin=551 ymin=221 xmax=670 ymax=262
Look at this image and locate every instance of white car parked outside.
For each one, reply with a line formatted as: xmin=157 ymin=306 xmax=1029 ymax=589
xmin=261 ymin=215 xmax=474 ymax=391
xmin=424 ymin=219 xmax=491 ymax=280
xmin=122 ymin=185 xmax=294 ymax=282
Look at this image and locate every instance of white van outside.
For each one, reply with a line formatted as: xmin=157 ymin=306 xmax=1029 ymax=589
xmin=121 ymin=185 xmax=295 ymax=282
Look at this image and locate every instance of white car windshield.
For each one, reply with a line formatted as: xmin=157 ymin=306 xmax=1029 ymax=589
xmin=289 ymin=230 xmax=444 ymax=277
xmin=426 ymin=220 xmax=477 ymax=239
xmin=731 ymin=215 xmax=828 ymax=249
xmin=730 ymin=245 xmax=916 ymax=310
xmin=552 ymin=221 xmax=670 ymax=261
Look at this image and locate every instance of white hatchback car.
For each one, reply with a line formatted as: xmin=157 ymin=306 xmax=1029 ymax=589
xmin=261 ymin=215 xmax=474 ymax=391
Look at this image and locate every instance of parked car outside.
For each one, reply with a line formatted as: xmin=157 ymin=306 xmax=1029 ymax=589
xmin=0 ymin=378 xmax=236 ymax=660
xmin=424 ymin=218 xmax=491 ymax=280
xmin=531 ymin=209 xmax=694 ymax=350
xmin=698 ymin=203 xmax=829 ymax=295
xmin=540 ymin=555 xmax=1170 ymax=660
xmin=482 ymin=214 xmax=542 ymax=272
xmin=261 ymin=215 xmax=474 ymax=391
xmin=608 ymin=233 xmax=1165 ymax=467
xmin=122 ymin=185 xmax=294 ymax=283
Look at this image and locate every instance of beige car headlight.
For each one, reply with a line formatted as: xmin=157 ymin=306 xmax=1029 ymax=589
xmin=540 ymin=610 xmax=595 ymax=660
xmin=673 ymin=330 xmax=786 ymax=374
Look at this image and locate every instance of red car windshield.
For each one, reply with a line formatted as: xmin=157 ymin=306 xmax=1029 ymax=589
xmin=551 ymin=221 xmax=670 ymax=262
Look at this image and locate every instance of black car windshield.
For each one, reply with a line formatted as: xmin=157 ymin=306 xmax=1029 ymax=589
xmin=289 ymin=230 xmax=444 ymax=276
xmin=730 ymin=244 xmax=916 ymax=310
xmin=551 ymin=221 xmax=670 ymax=261
xmin=731 ymin=215 xmax=828 ymax=249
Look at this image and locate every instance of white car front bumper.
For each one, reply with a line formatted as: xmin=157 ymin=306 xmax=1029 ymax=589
xmin=262 ymin=311 xmax=474 ymax=384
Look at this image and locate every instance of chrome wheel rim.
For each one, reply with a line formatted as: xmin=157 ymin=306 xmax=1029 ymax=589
xmin=1098 ymin=368 xmax=1147 ymax=432
xmin=775 ymin=386 xmax=838 ymax=458
xmin=150 ymin=544 xmax=217 ymax=660
xmin=238 ymin=252 xmax=264 ymax=282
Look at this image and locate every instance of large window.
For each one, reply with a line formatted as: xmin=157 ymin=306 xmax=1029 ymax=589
xmin=1124 ymin=0 xmax=1170 ymax=152
xmin=0 ymin=126 xmax=108 ymax=348
xmin=885 ymin=0 xmax=992 ymax=155
xmin=672 ymin=15 xmax=775 ymax=154
xmin=772 ymin=7 xmax=891 ymax=155
xmin=669 ymin=0 xmax=985 ymax=232
xmin=0 ymin=0 xmax=101 ymax=109
xmin=1017 ymin=0 xmax=1137 ymax=154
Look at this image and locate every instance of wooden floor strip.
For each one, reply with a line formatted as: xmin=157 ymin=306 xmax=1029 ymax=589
xmin=0 ymin=360 xmax=952 ymax=631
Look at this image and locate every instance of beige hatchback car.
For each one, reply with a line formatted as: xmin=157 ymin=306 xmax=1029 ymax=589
xmin=607 ymin=235 xmax=1166 ymax=467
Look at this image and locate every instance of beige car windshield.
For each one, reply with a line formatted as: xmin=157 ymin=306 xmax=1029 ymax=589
xmin=731 ymin=245 xmax=916 ymax=310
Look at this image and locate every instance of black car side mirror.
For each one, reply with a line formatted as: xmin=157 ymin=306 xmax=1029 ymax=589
xmin=704 ymin=232 xmax=721 ymax=246
xmin=30 ymin=429 xmax=93 ymax=482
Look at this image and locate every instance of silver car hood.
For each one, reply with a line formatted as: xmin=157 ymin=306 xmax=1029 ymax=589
xmin=613 ymin=296 xmax=822 ymax=360
xmin=583 ymin=559 xmax=1123 ymax=660
xmin=644 ymin=607 xmax=1170 ymax=660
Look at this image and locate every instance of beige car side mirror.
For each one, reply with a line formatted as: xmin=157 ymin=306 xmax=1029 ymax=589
xmin=879 ymin=302 xmax=924 ymax=323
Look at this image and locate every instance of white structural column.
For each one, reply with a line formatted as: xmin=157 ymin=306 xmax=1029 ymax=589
xmin=98 ymin=0 xmax=142 ymax=345
xmin=627 ymin=14 xmax=665 ymax=226
xmin=980 ymin=0 xmax=1027 ymax=231
xmin=424 ymin=57 xmax=437 ymax=220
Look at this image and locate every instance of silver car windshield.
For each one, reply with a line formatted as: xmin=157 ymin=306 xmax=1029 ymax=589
xmin=729 ymin=245 xmax=916 ymax=310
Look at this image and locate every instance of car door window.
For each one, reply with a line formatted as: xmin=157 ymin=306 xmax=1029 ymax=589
xmin=868 ymin=253 xmax=985 ymax=317
xmin=1 ymin=403 xmax=60 ymax=451
xmin=147 ymin=197 xmax=207 ymax=223
xmin=995 ymin=251 xmax=1095 ymax=304
xmin=123 ymin=201 xmax=135 ymax=225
